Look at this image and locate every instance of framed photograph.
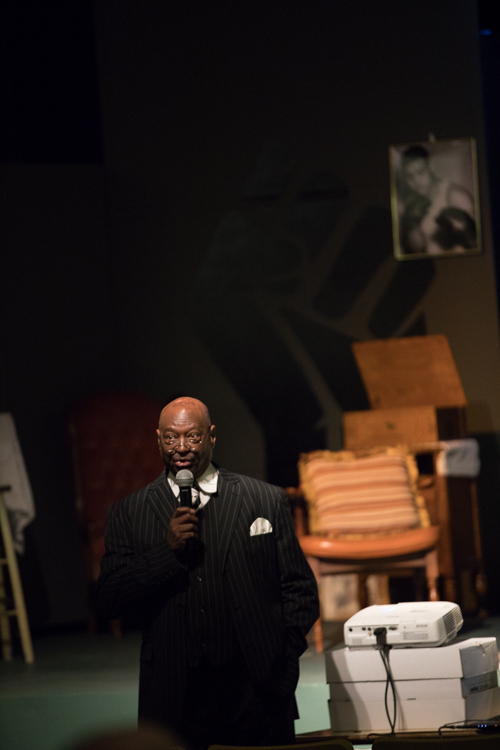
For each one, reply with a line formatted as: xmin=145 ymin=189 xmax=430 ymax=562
xmin=389 ymin=137 xmax=481 ymax=259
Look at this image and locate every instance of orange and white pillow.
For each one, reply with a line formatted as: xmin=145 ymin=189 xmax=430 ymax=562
xmin=298 ymin=448 xmax=429 ymax=537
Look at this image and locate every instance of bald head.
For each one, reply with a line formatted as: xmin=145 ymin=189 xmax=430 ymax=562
xmin=157 ymin=397 xmax=216 ymax=477
xmin=158 ymin=397 xmax=211 ymax=431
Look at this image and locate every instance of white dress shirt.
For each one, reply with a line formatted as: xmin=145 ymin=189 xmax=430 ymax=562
xmin=167 ymin=463 xmax=219 ymax=508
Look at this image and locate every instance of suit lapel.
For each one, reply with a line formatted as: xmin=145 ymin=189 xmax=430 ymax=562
xmin=215 ymin=469 xmax=242 ymax=569
xmin=145 ymin=473 xmax=177 ymax=532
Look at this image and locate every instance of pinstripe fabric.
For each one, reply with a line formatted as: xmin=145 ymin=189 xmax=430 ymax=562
xmin=185 ymin=497 xmax=237 ymax=667
xmin=95 ymin=468 xmax=319 ymax=727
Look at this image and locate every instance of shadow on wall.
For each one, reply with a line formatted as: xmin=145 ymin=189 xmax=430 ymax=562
xmin=472 ymin=432 xmax=500 ymax=614
xmin=191 ymin=141 xmax=436 ymax=485
xmin=16 ymin=525 xmax=51 ymax=630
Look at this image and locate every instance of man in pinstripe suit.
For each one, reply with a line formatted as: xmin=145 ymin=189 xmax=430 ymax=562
xmin=96 ymin=397 xmax=319 ymax=750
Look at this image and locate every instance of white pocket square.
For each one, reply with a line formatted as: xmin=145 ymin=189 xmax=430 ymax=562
xmin=249 ymin=517 xmax=273 ymax=536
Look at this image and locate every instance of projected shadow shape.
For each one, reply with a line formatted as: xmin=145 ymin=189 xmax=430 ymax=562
xmin=368 ymin=259 xmax=436 ymax=338
xmin=283 ymin=309 xmax=369 ymax=413
xmin=290 ymin=169 xmax=349 ymax=256
xmin=205 ymin=210 xmax=303 ymax=287
xmin=191 ymin=282 xmax=323 ymax=486
xmin=316 ymin=206 xmax=394 ymax=319
xmin=242 ymin=140 xmax=296 ymax=200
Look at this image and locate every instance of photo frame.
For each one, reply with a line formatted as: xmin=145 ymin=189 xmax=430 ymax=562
xmin=389 ymin=137 xmax=481 ymax=260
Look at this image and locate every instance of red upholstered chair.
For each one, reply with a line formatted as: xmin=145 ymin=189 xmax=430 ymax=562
xmin=69 ymin=392 xmax=165 ymax=634
xmin=286 ymin=446 xmax=441 ymax=652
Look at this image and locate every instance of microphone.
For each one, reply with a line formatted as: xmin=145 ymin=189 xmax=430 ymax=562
xmin=176 ymin=469 xmax=194 ymax=507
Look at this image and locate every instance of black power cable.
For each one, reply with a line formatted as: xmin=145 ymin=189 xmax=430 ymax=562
xmin=374 ymin=627 xmax=397 ymax=734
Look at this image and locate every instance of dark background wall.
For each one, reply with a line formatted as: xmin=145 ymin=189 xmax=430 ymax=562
xmin=1 ymin=0 xmax=500 ymax=629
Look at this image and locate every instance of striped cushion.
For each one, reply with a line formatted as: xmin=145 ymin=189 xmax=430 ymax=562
xmin=298 ymin=448 xmax=428 ymax=537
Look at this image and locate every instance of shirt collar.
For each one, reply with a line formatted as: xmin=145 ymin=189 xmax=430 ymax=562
xmin=167 ymin=463 xmax=219 ymax=497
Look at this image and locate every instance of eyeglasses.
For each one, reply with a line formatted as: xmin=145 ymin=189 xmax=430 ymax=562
xmin=160 ymin=432 xmax=204 ymax=448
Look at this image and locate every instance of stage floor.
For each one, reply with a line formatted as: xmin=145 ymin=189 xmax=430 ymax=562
xmin=1 ymin=619 xmax=499 ymax=750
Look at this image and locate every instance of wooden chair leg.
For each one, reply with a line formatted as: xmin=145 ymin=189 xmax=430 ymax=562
xmin=313 ymin=617 xmax=323 ymax=653
xmin=306 ymin=556 xmax=324 ymax=653
xmin=414 ymin=569 xmax=425 ymax=601
xmin=358 ymin=573 xmax=369 ymax=609
xmin=0 ymin=494 xmax=34 ymax=663
xmin=425 ymin=549 xmax=439 ymax=602
xmin=443 ymin=576 xmax=457 ymax=602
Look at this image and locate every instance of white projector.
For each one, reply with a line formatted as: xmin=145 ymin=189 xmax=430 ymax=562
xmin=344 ymin=602 xmax=463 ymax=648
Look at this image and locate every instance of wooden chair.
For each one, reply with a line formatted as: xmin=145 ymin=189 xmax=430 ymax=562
xmin=286 ymin=446 xmax=441 ymax=653
xmin=68 ymin=392 xmax=165 ymax=634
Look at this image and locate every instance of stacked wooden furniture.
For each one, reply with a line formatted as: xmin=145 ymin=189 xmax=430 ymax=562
xmin=343 ymin=335 xmax=486 ymax=615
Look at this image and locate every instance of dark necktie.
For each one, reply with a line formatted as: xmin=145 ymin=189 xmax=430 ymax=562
xmin=191 ymin=483 xmax=201 ymax=510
